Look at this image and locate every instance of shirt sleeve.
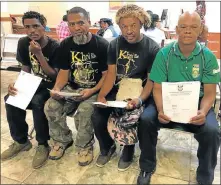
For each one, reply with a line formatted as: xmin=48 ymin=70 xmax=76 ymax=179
xmin=16 ymin=38 xmax=30 ymax=66
xmin=147 ymin=41 xmax=160 ymax=73
xmin=97 ymin=38 xmax=109 ymax=72
xmin=149 ymin=50 xmax=168 ymax=83
xmin=54 ymin=39 xmax=70 ymax=70
xmin=107 ymin=40 xmax=117 ymax=65
xmin=202 ymin=51 xmax=220 ymax=84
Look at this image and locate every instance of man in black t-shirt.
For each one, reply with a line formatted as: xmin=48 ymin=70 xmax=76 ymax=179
xmin=1 ymin=11 xmax=59 ymax=169
xmin=91 ymin=4 xmax=160 ymax=176
xmin=44 ymin=7 xmax=108 ymax=166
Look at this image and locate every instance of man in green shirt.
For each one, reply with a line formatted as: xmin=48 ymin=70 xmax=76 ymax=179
xmin=137 ymin=11 xmax=220 ymax=185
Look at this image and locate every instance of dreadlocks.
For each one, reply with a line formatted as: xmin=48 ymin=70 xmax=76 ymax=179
xmin=22 ymin=11 xmax=45 ymax=25
xmin=115 ymin=4 xmax=151 ymax=31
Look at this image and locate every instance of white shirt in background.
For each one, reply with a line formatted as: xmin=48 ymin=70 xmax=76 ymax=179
xmin=103 ymin=29 xmax=113 ymax=38
xmin=141 ymin=27 xmax=166 ymax=46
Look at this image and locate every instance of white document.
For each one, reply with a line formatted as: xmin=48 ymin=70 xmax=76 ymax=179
xmin=93 ymin=101 xmax=127 ymax=108
xmin=48 ymin=89 xmax=82 ymax=97
xmin=6 ymin=71 xmax=42 ymax=110
xmin=162 ymin=81 xmax=200 ymax=123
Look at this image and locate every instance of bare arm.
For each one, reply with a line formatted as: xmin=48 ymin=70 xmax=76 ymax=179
xmin=153 ymin=82 xmax=170 ymax=123
xmin=21 ymin=65 xmax=31 ymax=73
xmin=200 ymin=84 xmax=217 ymax=114
xmin=153 ymin=82 xmax=163 ymax=112
xmin=29 ymin=41 xmax=57 ymax=80
xmin=98 ymin=65 xmax=116 ymax=98
xmin=91 ymin=71 xmax=107 ymax=93
xmin=53 ymin=69 xmax=69 ymax=91
xmin=139 ymin=74 xmax=153 ymax=102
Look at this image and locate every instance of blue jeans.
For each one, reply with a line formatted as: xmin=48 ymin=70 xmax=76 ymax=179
xmin=138 ymin=99 xmax=220 ymax=184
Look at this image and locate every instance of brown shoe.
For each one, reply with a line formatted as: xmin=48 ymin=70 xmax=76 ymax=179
xmin=32 ymin=145 xmax=50 ymax=169
xmin=49 ymin=140 xmax=73 ymax=160
xmin=77 ymin=146 xmax=94 ymax=166
xmin=1 ymin=140 xmax=32 ymax=161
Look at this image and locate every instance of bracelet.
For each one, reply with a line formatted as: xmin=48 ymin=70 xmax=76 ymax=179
xmin=138 ymin=97 xmax=143 ymax=106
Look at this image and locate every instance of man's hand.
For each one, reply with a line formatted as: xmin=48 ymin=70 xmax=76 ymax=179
xmin=96 ymin=95 xmax=107 ymax=108
xmin=126 ymin=98 xmax=141 ymax=110
xmin=158 ymin=111 xmax=171 ymax=124
xmin=29 ymin=40 xmax=42 ymax=56
xmin=8 ymin=83 xmax=17 ymax=96
xmin=79 ymin=88 xmax=95 ymax=100
xmin=189 ymin=110 xmax=206 ymax=125
xmin=50 ymin=87 xmax=64 ymax=100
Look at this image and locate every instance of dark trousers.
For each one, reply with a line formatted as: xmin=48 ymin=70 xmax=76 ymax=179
xmin=92 ymin=90 xmax=135 ymax=156
xmin=4 ymin=83 xmax=53 ymax=145
xmin=139 ymin=100 xmax=220 ymax=184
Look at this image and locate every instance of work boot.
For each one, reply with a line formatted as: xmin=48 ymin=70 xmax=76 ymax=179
xmin=32 ymin=145 xmax=50 ymax=169
xmin=78 ymin=146 xmax=94 ymax=166
xmin=1 ymin=140 xmax=32 ymax=161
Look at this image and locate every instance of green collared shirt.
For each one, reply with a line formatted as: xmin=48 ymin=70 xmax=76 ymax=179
xmin=150 ymin=41 xmax=220 ymax=97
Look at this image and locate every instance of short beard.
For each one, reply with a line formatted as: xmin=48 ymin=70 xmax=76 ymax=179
xmin=73 ymin=34 xmax=88 ymax=45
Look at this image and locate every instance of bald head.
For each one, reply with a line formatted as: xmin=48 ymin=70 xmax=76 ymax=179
xmin=178 ymin=11 xmax=201 ymax=27
xmin=176 ymin=11 xmax=202 ymax=45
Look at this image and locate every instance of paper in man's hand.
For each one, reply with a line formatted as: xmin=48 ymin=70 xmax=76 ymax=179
xmin=162 ymin=81 xmax=200 ymax=123
xmin=6 ymin=71 xmax=42 ymax=110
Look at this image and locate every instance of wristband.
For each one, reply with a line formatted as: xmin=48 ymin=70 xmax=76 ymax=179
xmin=138 ymin=97 xmax=143 ymax=106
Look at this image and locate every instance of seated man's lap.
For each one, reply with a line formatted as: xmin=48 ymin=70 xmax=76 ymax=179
xmin=160 ymin=108 xmax=219 ymax=134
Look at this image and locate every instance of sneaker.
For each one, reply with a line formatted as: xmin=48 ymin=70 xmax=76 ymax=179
xmin=137 ymin=169 xmax=156 ymax=185
xmin=49 ymin=140 xmax=73 ymax=160
xmin=118 ymin=145 xmax=135 ymax=171
xmin=96 ymin=144 xmax=116 ymax=168
xmin=32 ymin=145 xmax=50 ymax=169
xmin=1 ymin=140 xmax=32 ymax=161
xmin=78 ymin=146 xmax=93 ymax=166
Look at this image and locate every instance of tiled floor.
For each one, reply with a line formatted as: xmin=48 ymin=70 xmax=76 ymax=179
xmin=1 ymin=70 xmax=220 ymax=184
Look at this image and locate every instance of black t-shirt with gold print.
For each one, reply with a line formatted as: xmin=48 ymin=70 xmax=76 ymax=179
xmin=108 ymin=35 xmax=160 ymax=84
xmin=16 ymin=36 xmax=59 ymax=82
xmin=56 ymin=35 xmax=108 ymax=89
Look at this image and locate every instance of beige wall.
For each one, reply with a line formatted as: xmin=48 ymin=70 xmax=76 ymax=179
xmin=1 ymin=2 xmax=68 ymax=27
xmin=1 ymin=1 xmax=220 ymax=35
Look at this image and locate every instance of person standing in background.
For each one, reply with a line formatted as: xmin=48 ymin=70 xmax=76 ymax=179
xmin=56 ymin=14 xmax=71 ymax=41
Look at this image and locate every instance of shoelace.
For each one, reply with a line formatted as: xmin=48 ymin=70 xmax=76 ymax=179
xmin=78 ymin=148 xmax=92 ymax=157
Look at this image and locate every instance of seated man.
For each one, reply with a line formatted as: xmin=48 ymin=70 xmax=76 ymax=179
xmin=137 ymin=11 xmax=220 ymax=185
xmin=97 ymin=18 xmax=119 ymax=38
xmin=1 ymin=11 xmax=59 ymax=169
xmin=44 ymin=6 xmax=108 ymax=166
xmin=92 ymin=4 xmax=159 ymax=172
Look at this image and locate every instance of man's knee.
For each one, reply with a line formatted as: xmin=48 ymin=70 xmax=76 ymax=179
xmin=139 ymin=112 xmax=156 ymax=128
xmin=31 ymin=93 xmax=48 ymax=108
xmin=78 ymin=102 xmax=93 ymax=115
xmin=44 ymin=98 xmax=61 ymax=117
xmin=204 ymin=122 xmax=220 ymax=136
xmin=91 ymin=107 xmax=110 ymax=128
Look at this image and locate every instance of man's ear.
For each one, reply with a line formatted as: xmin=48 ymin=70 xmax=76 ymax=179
xmin=88 ymin=19 xmax=91 ymax=26
xmin=175 ymin=25 xmax=179 ymax=35
xmin=42 ymin=23 xmax=46 ymax=28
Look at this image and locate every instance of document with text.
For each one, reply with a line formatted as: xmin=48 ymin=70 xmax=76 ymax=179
xmin=6 ymin=71 xmax=42 ymax=110
xmin=162 ymin=81 xmax=200 ymax=123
